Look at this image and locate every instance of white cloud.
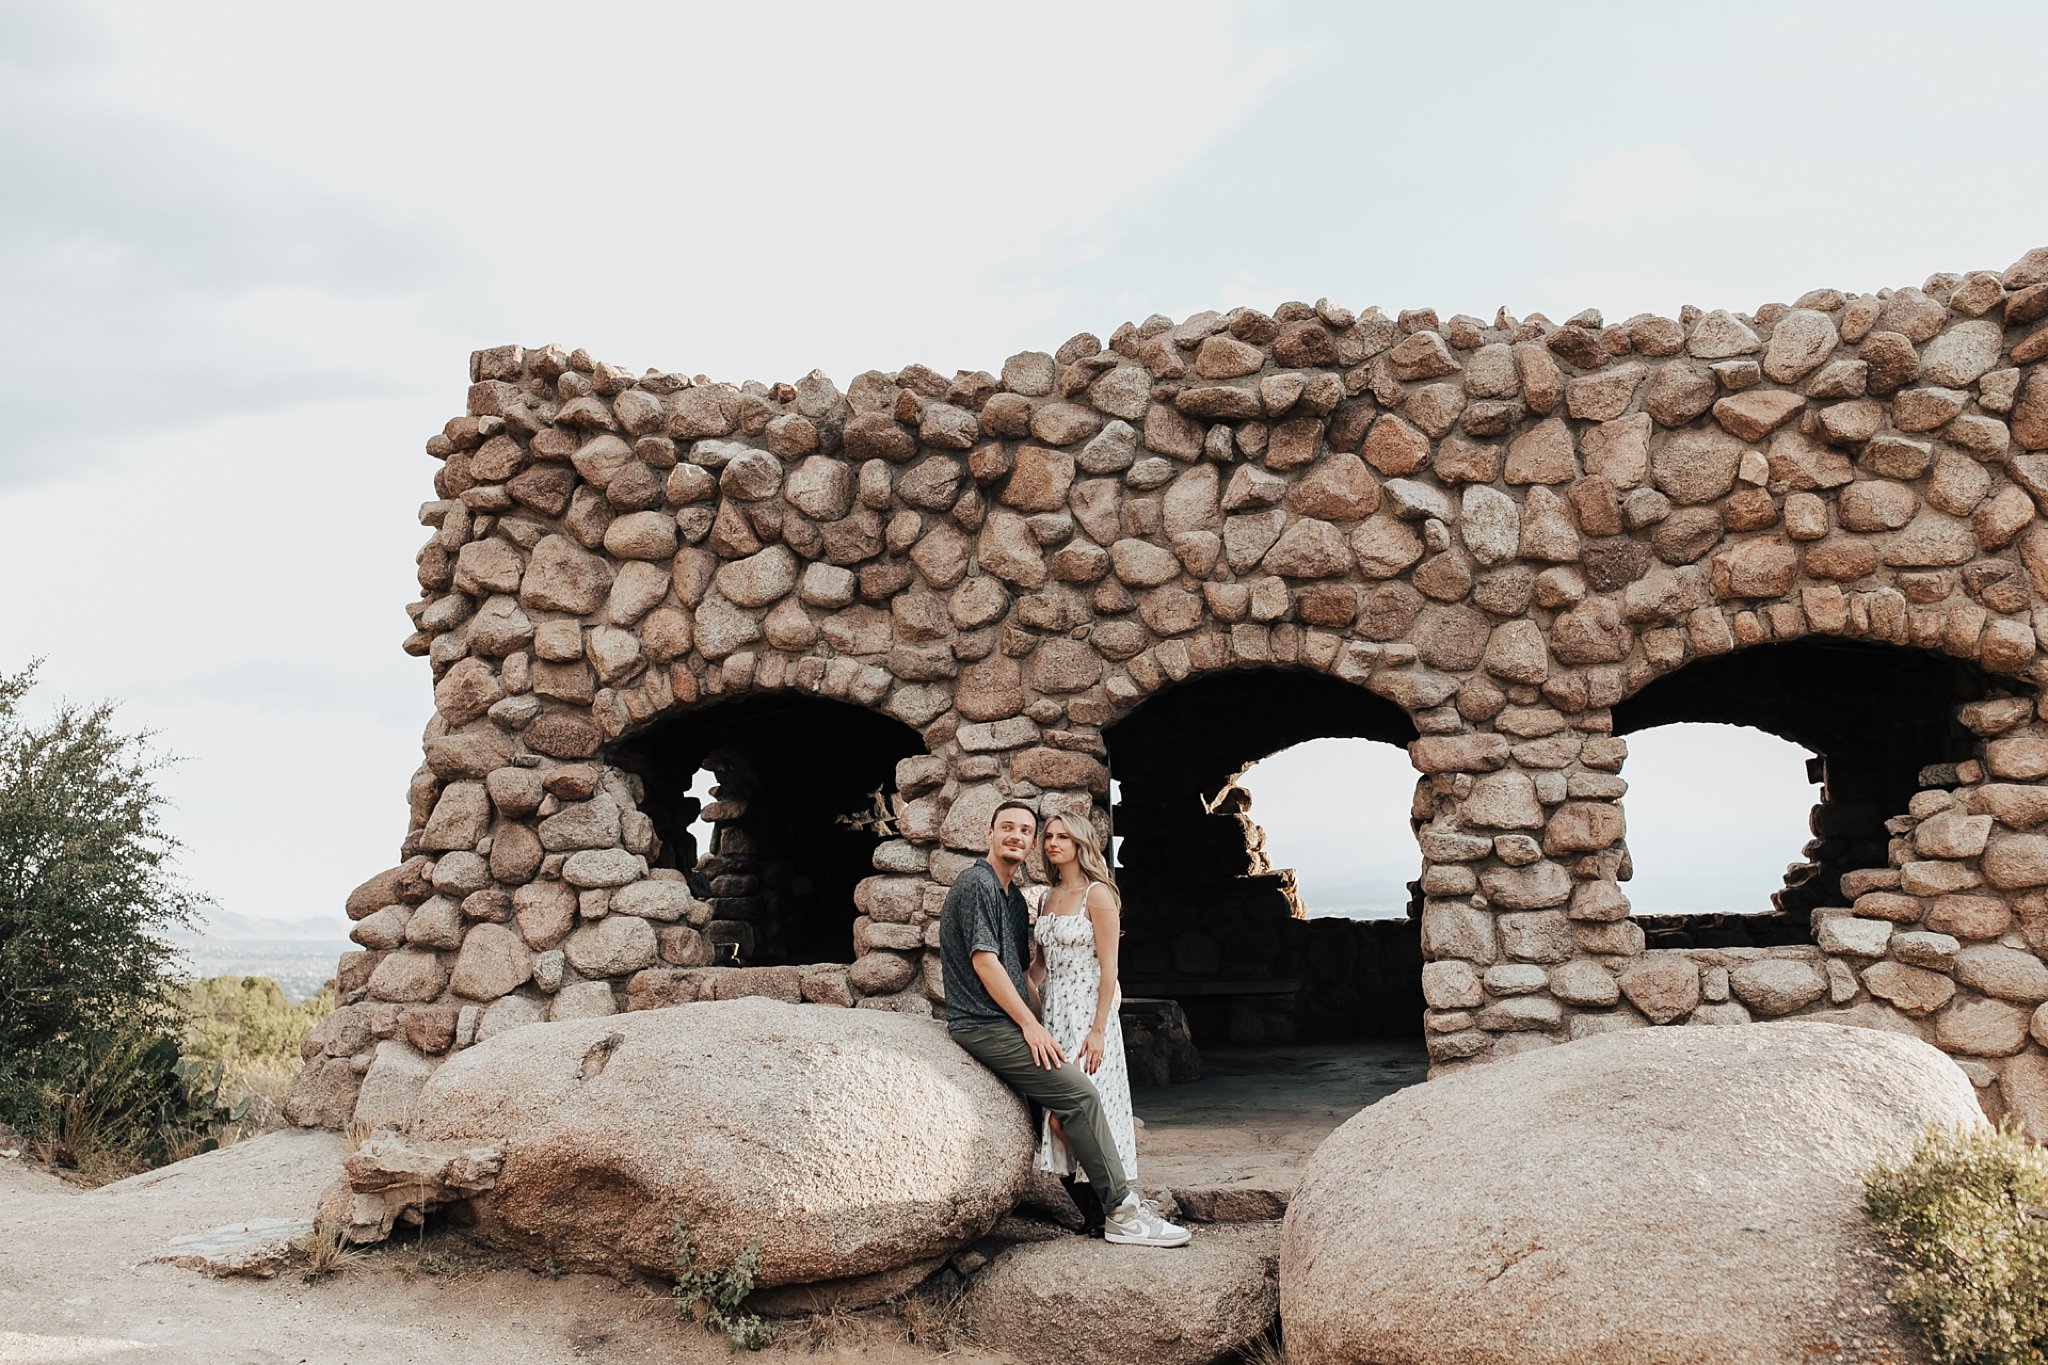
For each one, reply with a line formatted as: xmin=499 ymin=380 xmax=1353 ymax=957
xmin=1620 ymin=725 xmax=1821 ymax=916
xmin=1238 ymin=739 xmax=1421 ymax=917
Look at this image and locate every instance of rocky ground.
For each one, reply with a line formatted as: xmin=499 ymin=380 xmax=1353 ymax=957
xmin=1 ymin=1025 xmax=1967 ymax=1363
xmin=0 ymin=1132 xmax=1010 ymax=1365
xmin=0 ymin=1035 xmax=1388 ymax=1365
xmin=1280 ymin=1022 xmax=1960 ymax=1364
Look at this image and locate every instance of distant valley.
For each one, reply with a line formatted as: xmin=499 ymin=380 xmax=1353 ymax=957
xmin=167 ymin=911 xmax=352 ymax=1002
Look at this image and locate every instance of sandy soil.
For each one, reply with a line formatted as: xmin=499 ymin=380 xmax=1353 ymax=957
xmin=0 ymin=1132 xmax=1009 ymax=1365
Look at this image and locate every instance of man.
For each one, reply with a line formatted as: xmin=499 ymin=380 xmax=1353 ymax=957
xmin=940 ymin=799 xmax=1190 ymax=1248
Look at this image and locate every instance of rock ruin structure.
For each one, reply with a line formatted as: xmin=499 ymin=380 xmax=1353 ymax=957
xmin=289 ymin=247 xmax=2048 ymax=1137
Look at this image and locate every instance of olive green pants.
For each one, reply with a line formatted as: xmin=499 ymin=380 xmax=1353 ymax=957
xmin=950 ymin=1023 xmax=1130 ymax=1208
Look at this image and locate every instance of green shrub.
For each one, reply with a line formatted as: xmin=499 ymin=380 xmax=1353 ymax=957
xmin=16 ymin=1017 xmax=239 ymax=1180
xmin=0 ymin=662 xmax=208 ymax=1176
xmin=181 ymin=974 xmax=332 ymax=1065
xmin=672 ymin=1220 xmax=776 ymax=1351
xmin=179 ymin=975 xmax=335 ymax=1135
xmin=1865 ymin=1122 xmax=2048 ymax=1365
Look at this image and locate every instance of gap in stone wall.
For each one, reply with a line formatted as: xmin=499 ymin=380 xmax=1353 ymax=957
xmin=608 ymin=693 xmax=923 ymax=968
xmin=1613 ymin=639 xmax=2016 ymax=949
xmin=678 ymin=765 xmax=718 ymax=881
xmin=1105 ymin=667 xmax=1425 ymax=1045
xmin=1238 ymin=737 xmax=1425 ymax=918
xmin=1619 ymin=722 xmax=1821 ymax=923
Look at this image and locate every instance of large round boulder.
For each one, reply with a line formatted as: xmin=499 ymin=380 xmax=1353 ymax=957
xmin=1282 ymin=1022 xmax=1982 ymax=1365
xmin=410 ymin=997 xmax=1032 ymax=1287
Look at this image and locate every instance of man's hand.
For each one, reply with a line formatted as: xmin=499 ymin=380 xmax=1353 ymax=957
xmin=1022 ymin=1019 xmax=1066 ymax=1070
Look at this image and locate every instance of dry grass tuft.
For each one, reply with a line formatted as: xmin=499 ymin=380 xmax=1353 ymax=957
xmin=1235 ymin=1326 xmax=1288 ymax=1364
xmin=291 ymin=1220 xmax=363 ymax=1280
xmin=1866 ymin=1121 xmax=2048 ymax=1365
xmin=210 ymin=1055 xmax=301 ymax=1143
xmin=367 ymin=1228 xmax=516 ymax=1284
xmin=789 ymin=1303 xmax=860 ymax=1352
xmin=893 ymin=1280 xmax=970 ymax=1355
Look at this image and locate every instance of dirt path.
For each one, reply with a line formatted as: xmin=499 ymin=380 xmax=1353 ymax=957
xmin=0 ymin=1133 xmax=1009 ymax=1365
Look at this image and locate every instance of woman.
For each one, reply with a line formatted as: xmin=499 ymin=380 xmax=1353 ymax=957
xmin=1028 ymin=812 xmax=1138 ymax=1238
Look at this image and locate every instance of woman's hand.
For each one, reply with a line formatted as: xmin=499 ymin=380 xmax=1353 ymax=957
xmin=1080 ymin=1026 xmax=1106 ymax=1074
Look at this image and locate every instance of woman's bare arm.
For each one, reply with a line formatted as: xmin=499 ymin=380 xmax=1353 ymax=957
xmin=1082 ymin=881 xmax=1121 ymax=1072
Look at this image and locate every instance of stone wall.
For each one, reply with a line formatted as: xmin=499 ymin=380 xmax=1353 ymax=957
xmin=288 ymin=246 xmax=2048 ymax=1137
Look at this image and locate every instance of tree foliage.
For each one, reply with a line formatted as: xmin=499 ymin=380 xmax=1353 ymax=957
xmin=0 ymin=661 xmax=207 ymax=1146
xmin=174 ymin=975 xmax=333 ymax=1145
xmin=180 ymin=974 xmax=332 ymax=1069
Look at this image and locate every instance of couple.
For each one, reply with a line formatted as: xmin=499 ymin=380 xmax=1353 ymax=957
xmin=940 ymin=800 xmax=1191 ymax=1248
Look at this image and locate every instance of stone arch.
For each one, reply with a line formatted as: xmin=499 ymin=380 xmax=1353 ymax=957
xmin=292 ymin=245 xmax=2048 ymax=1134
xmin=1105 ymin=666 xmax=1422 ymax=1043
xmin=605 ymin=689 xmax=926 ymax=968
xmin=1611 ymin=638 xmax=2017 ymax=945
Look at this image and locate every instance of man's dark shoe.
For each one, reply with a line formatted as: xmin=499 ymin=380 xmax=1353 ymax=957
xmin=1061 ymin=1176 xmax=1106 ymax=1238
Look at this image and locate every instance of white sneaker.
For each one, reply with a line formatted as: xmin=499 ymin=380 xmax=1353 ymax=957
xmin=1102 ymin=1192 xmax=1191 ymax=1248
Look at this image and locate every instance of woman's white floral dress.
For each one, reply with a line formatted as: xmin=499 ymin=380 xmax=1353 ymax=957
xmin=1031 ymin=903 xmax=1138 ymax=1182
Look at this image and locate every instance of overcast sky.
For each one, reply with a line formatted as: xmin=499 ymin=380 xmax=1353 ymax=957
xmin=4 ymin=0 xmax=2045 ymax=933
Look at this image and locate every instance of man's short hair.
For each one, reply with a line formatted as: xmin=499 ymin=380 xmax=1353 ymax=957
xmin=989 ymin=799 xmax=1038 ymax=830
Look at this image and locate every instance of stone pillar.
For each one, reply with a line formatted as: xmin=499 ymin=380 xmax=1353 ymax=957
xmin=1824 ymin=701 xmax=2048 ymax=1133
xmin=1414 ymin=705 xmax=1635 ymax=1068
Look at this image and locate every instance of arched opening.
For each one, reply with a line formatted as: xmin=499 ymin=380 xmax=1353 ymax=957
xmin=1103 ymin=668 xmax=1423 ymax=1046
xmin=1103 ymin=669 xmax=1427 ymax=1208
xmin=1237 ymin=738 xmax=1425 ymax=919
xmin=1620 ymin=723 xmax=1821 ymax=922
xmin=607 ymin=693 xmax=923 ymax=967
xmin=1612 ymin=639 xmax=2014 ymax=948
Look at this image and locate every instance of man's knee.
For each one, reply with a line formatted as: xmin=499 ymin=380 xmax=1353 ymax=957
xmin=1039 ymin=1071 xmax=1104 ymax=1119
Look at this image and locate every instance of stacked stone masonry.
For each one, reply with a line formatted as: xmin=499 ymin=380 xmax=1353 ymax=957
xmin=287 ymin=246 xmax=2048 ymax=1138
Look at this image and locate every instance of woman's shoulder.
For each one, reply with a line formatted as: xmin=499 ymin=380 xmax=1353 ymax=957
xmin=1084 ymin=879 xmax=1121 ymax=914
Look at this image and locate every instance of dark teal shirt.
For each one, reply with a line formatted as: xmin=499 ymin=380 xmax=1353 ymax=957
xmin=939 ymin=858 xmax=1032 ymax=1031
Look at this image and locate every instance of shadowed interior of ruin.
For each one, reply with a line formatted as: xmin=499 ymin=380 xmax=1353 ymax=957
xmin=608 ymin=695 xmax=922 ymax=967
xmin=1105 ymin=668 xmax=1424 ymax=1046
xmin=1613 ymin=639 xmax=2014 ymax=948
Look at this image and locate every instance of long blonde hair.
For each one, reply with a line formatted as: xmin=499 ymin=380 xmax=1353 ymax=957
xmin=1043 ymin=813 xmax=1121 ymax=910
